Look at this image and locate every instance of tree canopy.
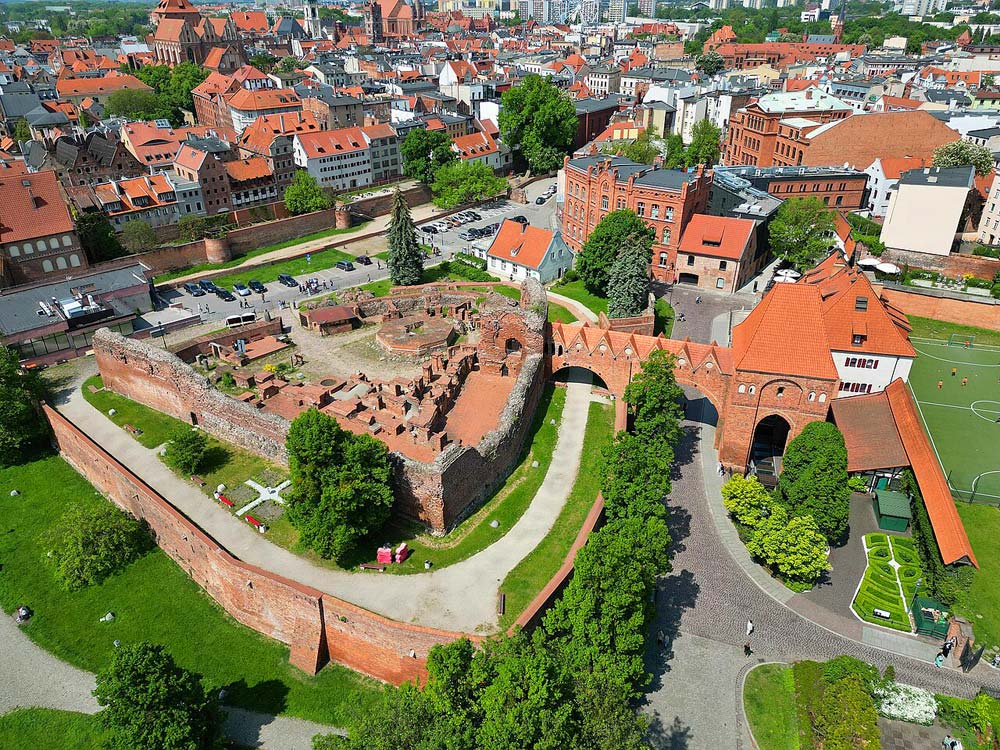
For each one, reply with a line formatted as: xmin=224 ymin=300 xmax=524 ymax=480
xmin=284 ymin=171 xmax=332 ymax=215
xmin=685 ymin=118 xmax=722 ymax=167
xmin=400 ymin=128 xmax=456 ymax=184
xmin=600 ymin=128 xmax=660 ymax=165
xmin=430 ymin=160 xmax=507 ymax=209
xmin=576 ymin=210 xmax=655 ymax=296
xmin=45 ymin=504 xmax=150 ymax=591
xmin=164 ymin=428 xmax=208 ymax=476
xmin=695 ymin=50 xmax=725 ymax=76
xmin=105 ymin=89 xmax=174 ymax=123
xmin=777 ymin=421 xmax=851 ymax=545
xmin=386 ymin=188 xmax=424 ymax=286
xmin=77 ymin=212 xmax=126 ymax=264
xmin=94 ymin=642 xmax=218 ymax=750
xmin=768 ymin=197 xmax=838 ymax=271
xmin=286 ymin=409 xmax=394 ymax=561
xmin=499 ymin=74 xmax=577 ymax=174
xmin=933 ymin=139 xmax=995 ymax=176
xmin=623 ymin=348 xmax=686 ymax=447
xmin=121 ymin=220 xmax=157 ymax=254
xmin=0 ymin=344 xmax=49 ymax=466
xmin=134 ymin=62 xmax=209 ymax=121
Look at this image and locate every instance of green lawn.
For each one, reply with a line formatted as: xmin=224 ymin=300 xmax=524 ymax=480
xmin=850 ymin=533 xmax=919 ymax=632
xmin=907 ymin=315 xmax=1000 ymax=348
xmin=82 ymin=375 xmax=188 ymax=448
xmin=153 ymin=223 xmax=371 ymax=285
xmin=270 ymin=386 xmax=568 ymax=574
xmin=0 ymin=709 xmax=107 ymax=750
xmin=548 ymin=279 xmax=608 ymax=316
xmin=499 ymin=400 xmax=615 ymax=628
xmin=0 ymin=455 xmax=378 ymax=726
xmin=956 ymin=503 xmax=1000 ymax=651
xmin=654 ymin=298 xmax=675 ymax=337
xmin=907 ymin=326 xmax=1000 ymax=500
xmin=743 ymin=664 xmax=800 ymax=750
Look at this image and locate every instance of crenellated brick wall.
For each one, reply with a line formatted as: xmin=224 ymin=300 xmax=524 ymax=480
xmin=44 ymin=404 xmax=469 ymax=682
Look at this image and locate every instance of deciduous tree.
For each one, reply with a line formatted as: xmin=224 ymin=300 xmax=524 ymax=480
xmin=94 ymin=642 xmax=218 ymax=750
xmin=386 ymin=188 xmax=424 ymax=285
xmin=400 ymin=128 xmax=455 ymax=184
xmin=45 ymin=504 xmax=150 ymax=590
xmin=576 ymin=210 xmax=654 ymax=296
xmin=623 ymin=348 xmax=686 ymax=446
xmin=165 ymin=427 xmax=208 ymax=476
xmin=768 ymin=196 xmax=837 ymax=271
xmin=286 ymin=409 xmax=394 ymax=561
xmin=105 ymin=89 xmax=173 ymax=122
xmin=695 ymin=50 xmax=724 ymax=76
xmin=601 ymin=431 xmax=672 ymax=522
xmin=933 ymin=139 xmax=995 ymax=176
xmin=777 ymin=421 xmax=851 ymax=544
xmin=721 ymin=474 xmax=771 ymax=529
xmin=430 ymin=160 xmax=507 ymax=209
xmin=685 ymin=118 xmax=722 ymax=167
xmin=284 ymin=171 xmax=333 ymax=215
xmin=77 ymin=213 xmax=126 ymax=263
xmin=121 ymin=219 xmax=157 ymax=254
xmin=499 ymin=74 xmax=577 ymax=174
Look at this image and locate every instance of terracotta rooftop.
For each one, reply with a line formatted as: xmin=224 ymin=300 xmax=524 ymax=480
xmin=224 ymin=156 xmax=272 ymax=182
xmin=830 ymin=389 xmax=909 ymax=471
xmin=884 ymin=379 xmax=977 ymax=567
xmin=295 ymin=127 xmax=368 ymax=159
xmin=678 ymin=214 xmax=756 ymax=261
xmin=0 ymin=169 xmax=75 ymax=244
xmin=486 ymin=219 xmax=553 ymax=270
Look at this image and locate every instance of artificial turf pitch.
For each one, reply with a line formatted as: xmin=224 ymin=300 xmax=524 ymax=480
xmin=908 ymin=337 xmax=1000 ymax=502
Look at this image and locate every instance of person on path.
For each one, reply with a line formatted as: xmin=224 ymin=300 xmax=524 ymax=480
xmin=746 ymin=619 xmax=754 ymax=637
xmin=962 ymin=377 xmax=969 ymax=387
xmin=657 ymin=630 xmax=665 ymax=648
xmin=943 ymin=735 xmax=954 ymax=748
xmin=935 ymin=653 xmax=945 ymax=668
xmin=743 ymin=641 xmax=752 ymax=657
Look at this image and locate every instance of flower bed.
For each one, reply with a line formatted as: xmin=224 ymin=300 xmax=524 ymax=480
xmin=876 ymin=683 xmax=937 ymax=725
xmin=851 ymin=533 xmax=923 ymax=632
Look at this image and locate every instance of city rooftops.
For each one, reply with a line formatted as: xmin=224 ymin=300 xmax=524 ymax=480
xmin=897 ymin=165 xmax=975 ymax=189
xmin=750 ymin=87 xmax=853 ymax=114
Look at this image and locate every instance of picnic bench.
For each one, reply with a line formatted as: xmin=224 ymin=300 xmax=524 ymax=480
xmin=218 ymin=495 xmax=234 ymax=508
xmin=123 ymin=424 xmax=143 ymax=436
xmin=246 ymin=515 xmax=265 ymax=533
xmin=360 ymin=564 xmax=386 ymax=572
xmin=191 ymin=475 xmax=206 ymax=487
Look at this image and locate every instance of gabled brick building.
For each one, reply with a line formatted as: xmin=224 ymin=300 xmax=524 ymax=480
xmin=561 ymin=155 xmax=711 ymax=281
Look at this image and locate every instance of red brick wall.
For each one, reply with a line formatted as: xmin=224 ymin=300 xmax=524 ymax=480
xmin=171 ymin=318 xmax=284 ymax=362
xmin=881 ymin=287 xmax=1000 ymax=331
xmin=44 ymin=403 xmax=468 ymax=683
xmin=883 ymin=247 xmax=1000 ymax=280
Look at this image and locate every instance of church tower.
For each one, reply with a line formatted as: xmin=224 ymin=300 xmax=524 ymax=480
xmin=303 ymin=0 xmax=322 ymax=37
xmin=363 ymin=0 xmax=384 ymax=44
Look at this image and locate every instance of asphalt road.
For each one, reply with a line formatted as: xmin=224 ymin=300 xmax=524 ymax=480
xmin=155 ymin=178 xmax=559 ymax=327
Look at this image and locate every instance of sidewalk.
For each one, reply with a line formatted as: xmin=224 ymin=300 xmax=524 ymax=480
xmin=55 ymin=378 xmax=596 ymax=633
xmin=694 ymin=401 xmax=941 ymax=665
xmin=545 ymin=289 xmax=598 ymax=323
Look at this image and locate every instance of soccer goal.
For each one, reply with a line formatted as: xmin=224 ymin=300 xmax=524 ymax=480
xmin=948 ymin=333 xmax=976 ymax=347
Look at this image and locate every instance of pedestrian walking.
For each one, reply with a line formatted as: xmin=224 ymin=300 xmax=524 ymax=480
xmin=745 ymin=619 xmax=754 ymax=637
xmin=952 ymin=367 xmax=958 ymax=377
xmin=942 ymin=637 xmax=957 ymax=657
xmin=935 ymin=652 xmax=945 ymax=668
xmin=943 ymin=734 xmax=954 ymax=748
xmin=938 ymin=379 xmax=944 ymax=389
xmin=743 ymin=641 xmax=752 ymax=657
xmin=656 ymin=630 xmax=664 ymax=648
xmin=962 ymin=377 xmax=969 ymax=387
xmin=695 ymin=295 xmax=702 ymax=304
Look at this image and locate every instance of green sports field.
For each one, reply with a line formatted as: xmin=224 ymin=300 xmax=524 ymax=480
xmin=908 ymin=334 xmax=1000 ymax=502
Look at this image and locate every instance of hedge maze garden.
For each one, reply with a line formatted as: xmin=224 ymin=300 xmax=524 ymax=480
xmin=851 ymin=533 xmax=923 ymax=632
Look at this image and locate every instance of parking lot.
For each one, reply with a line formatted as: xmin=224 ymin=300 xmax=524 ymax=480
xmin=156 ymin=177 xmax=560 ymax=326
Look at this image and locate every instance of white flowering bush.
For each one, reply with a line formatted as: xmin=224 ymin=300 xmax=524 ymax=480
xmin=875 ymin=682 xmax=937 ymax=725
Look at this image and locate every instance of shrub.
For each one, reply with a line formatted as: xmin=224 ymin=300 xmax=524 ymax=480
xmin=164 ymin=428 xmax=208 ymax=476
xmin=45 ymin=505 xmax=150 ymax=590
xmin=813 ymin=675 xmax=882 ymax=750
xmin=973 ymin=244 xmax=1000 ymax=258
xmin=822 ymin=655 xmax=881 ymax=693
xmin=847 ymin=476 xmax=868 ymax=493
xmin=965 ymin=276 xmax=994 ymax=289
xmin=876 ymin=683 xmax=936 ymax=725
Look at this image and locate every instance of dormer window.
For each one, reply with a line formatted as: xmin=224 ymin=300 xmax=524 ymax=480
xmin=852 ymin=334 xmax=866 ymax=346
xmin=855 ymin=296 xmax=868 ymax=311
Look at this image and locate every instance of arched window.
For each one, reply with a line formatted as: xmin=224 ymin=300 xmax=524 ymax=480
xmin=36 ymin=240 xmax=46 ymax=252
xmin=808 ymin=391 xmax=816 ymax=402
xmin=42 ymin=259 xmax=53 ymax=272
xmin=738 ymin=384 xmax=746 ymax=394
xmin=62 ymin=235 xmax=73 ymax=247
xmin=56 ymin=256 xmax=67 ymax=270
xmin=818 ymin=393 xmax=827 ymax=403
xmin=748 ymin=385 xmax=756 ymax=395
xmin=504 ymin=338 xmax=522 ymax=355
xmin=49 ymin=238 xmax=60 ymax=250
xmin=8 ymin=245 xmax=19 ymax=257
xmin=69 ymin=254 xmax=81 ymax=267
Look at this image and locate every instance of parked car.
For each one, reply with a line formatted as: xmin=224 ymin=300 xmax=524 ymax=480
xmin=335 ymin=260 xmax=355 ymax=272
xmin=233 ymin=283 xmax=251 ymax=297
xmin=356 ymin=255 xmax=372 ymax=265
xmin=248 ymin=280 xmax=266 ymax=294
xmin=278 ymin=273 xmax=296 ymax=287
xmin=198 ymin=279 xmax=217 ymax=292
xmin=467 ymin=211 xmax=482 ymax=221
xmin=458 ymin=230 xmax=477 ymax=241
xmin=535 ymin=196 xmax=546 ymax=205
xmin=183 ymin=281 xmax=205 ymax=297
xmin=510 ymin=215 xmax=528 ymax=225
xmin=214 ymin=287 xmax=236 ymax=302
xmin=422 ymin=224 xmax=438 ymax=234
xmin=483 ymin=223 xmax=500 ymax=235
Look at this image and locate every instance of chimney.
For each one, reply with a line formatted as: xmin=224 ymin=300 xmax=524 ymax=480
xmin=805 ymin=88 xmax=813 ymax=100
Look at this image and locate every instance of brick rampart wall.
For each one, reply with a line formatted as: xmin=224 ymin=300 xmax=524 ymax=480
xmin=881 ymin=287 xmax=1000 ymax=331
xmin=882 ymin=248 xmax=1000 ymax=280
xmin=44 ymin=404 xmax=467 ymax=682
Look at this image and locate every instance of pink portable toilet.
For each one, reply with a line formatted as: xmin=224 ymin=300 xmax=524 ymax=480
xmin=376 ymin=546 xmax=393 ymax=564
xmin=395 ymin=543 xmax=410 ymax=563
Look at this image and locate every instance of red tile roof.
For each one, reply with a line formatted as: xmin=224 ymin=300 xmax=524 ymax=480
xmin=224 ymin=156 xmax=272 ymax=182
xmin=295 ymin=127 xmax=368 ymax=159
xmin=486 ymin=219 xmax=553 ymax=270
xmin=56 ymin=72 xmax=152 ymax=97
xmin=0 ymin=170 xmax=74 ymax=244
xmin=877 ymin=156 xmax=930 ymax=180
xmin=732 ymin=282 xmax=839 ymax=380
xmin=678 ymin=214 xmax=755 ymax=261
xmin=451 ymin=130 xmax=498 ymax=160
xmin=227 ymin=87 xmax=300 ymax=112
xmin=830 ymin=389 xmax=909 ymax=472
xmin=238 ymin=111 xmax=321 ymax=154
xmin=884 ymin=379 xmax=977 ymax=566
